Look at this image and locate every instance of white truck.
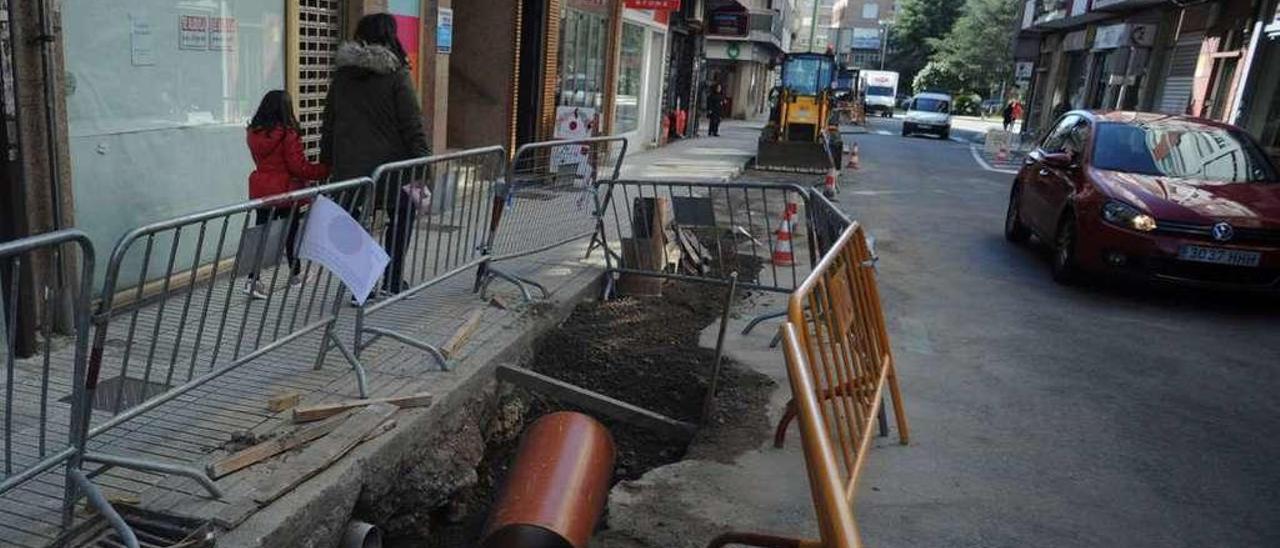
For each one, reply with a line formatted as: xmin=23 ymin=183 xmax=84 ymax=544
xmin=859 ymin=70 xmax=899 ymax=118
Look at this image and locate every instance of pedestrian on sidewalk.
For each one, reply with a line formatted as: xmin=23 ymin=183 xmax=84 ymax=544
xmin=1002 ymin=99 xmax=1016 ymax=132
xmin=707 ymin=83 xmax=726 ymax=137
xmin=320 ymin=13 xmax=430 ymax=296
xmin=244 ymin=90 xmax=331 ymax=300
xmin=1011 ymin=99 xmax=1024 ymax=133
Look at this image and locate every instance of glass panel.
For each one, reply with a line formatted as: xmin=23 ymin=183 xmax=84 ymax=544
xmin=1092 ymin=122 xmax=1276 ymax=182
xmin=615 ymin=23 xmax=644 ymax=134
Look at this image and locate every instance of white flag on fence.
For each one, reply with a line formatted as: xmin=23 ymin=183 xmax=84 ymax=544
xmin=298 ymin=196 xmax=389 ymax=305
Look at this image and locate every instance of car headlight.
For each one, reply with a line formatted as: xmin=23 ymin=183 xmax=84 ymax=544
xmin=1102 ymin=200 xmax=1157 ymax=232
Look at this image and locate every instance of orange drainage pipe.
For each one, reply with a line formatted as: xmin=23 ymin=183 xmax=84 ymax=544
xmin=481 ymin=412 xmax=616 ymax=548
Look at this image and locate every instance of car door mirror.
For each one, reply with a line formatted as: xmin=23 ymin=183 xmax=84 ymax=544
xmin=1042 ymin=152 xmax=1074 ymax=169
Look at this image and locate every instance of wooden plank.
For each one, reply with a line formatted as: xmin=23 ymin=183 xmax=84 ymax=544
xmin=441 ymin=309 xmax=484 ymax=358
xmin=251 ymin=403 xmax=397 ymax=505
xmin=267 ymin=391 xmax=302 ymax=413
xmin=495 ymin=365 xmax=695 ymax=441
xmin=205 ymin=412 xmax=353 ymax=479
xmin=291 ymin=392 xmax=434 ymax=423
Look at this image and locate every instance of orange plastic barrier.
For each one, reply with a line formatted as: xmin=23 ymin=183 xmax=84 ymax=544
xmin=708 ymin=222 xmax=909 ymax=548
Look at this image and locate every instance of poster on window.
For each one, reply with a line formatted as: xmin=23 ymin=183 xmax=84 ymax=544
xmin=552 ymin=106 xmax=597 ymax=183
xmin=179 ymin=14 xmax=209 ymax=50
xmin=209 ymin=17 xmax=237 ymax=51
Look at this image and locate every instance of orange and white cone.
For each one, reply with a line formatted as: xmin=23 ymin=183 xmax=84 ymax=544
xmin=846 ymin=142 xmax=861 ymax=170
xmin=773 ymin=203 xmax=798 ymax=266
xmin=822 ymin=168 xmax=839 ymax=199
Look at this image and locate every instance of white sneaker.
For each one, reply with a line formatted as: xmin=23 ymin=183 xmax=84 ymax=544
xmin=243 ymin=280 xmax=269 ymax=300
xmin=289 ymin=273 xmax=311 ymax=289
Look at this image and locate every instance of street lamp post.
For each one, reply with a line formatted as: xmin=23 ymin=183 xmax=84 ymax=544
xmin=878 ymin=20 xmax=890 ymax=70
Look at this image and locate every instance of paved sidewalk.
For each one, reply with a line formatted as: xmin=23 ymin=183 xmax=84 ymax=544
xmin=620 ymin=119 xmax=762 ymax=182
xmin=0 ymin=127 xmax=777 ymax=547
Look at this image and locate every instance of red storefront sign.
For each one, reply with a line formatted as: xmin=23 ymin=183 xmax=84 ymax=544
xmin=625 ymin=0 xmax=681 ymax=10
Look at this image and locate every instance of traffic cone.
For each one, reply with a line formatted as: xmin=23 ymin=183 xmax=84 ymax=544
xmin=773 ymin=203 xmax=798 ymax=266
xmin=846 ymin=142 xmax=861 ymax=170
xmin=822 ymin=168 xmax=839 ymax=199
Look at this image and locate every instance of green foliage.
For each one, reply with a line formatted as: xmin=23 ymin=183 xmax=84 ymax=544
xmin=932 ymin=0 xmax=1020 ymax=95
xmin=952 ymin=93 xmax=984 ymax=115
xmin=912 ymin=61 xmax=964 ymax=95
xmin=888 ymin=0 xmax=966 ymax=93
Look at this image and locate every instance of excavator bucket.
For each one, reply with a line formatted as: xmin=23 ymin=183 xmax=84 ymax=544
xmin=754 ymin=139 xmax=835 ymax=173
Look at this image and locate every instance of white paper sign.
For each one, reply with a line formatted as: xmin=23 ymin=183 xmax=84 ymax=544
xmin=130 ymin=18 xmax=155 ymax=66
xmin=298 ymin=196 xmax=389 ymax=305
xmin=552 ymin=107 xmax=596 ymax=182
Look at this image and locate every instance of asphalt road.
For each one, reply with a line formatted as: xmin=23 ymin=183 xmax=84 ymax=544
xmin=839 ymin=118 xmax=1280 ymax=547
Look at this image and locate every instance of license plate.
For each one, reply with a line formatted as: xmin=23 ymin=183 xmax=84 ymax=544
xmin=1177 ymin=245 xmax=1262 ymax=267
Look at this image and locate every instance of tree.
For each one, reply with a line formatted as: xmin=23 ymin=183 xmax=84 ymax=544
xmin=913 ymin=61 xmax=964 ymax=94
xmin=887 ymin=0 xmax=966 ymax=93
xmin=931 ymin=0 xmax=1020 ymax=97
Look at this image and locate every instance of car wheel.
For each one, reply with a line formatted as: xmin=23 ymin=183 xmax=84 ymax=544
xmin=941 ymin=129 xmax=950 ymax=140
xmin=1051 ymin=212 xmax=1079 ymax=284
xmin=1004 ymin=183 xmax=1030 ymax=243
xmin=901 ymin=125 xmax=910 ymax=137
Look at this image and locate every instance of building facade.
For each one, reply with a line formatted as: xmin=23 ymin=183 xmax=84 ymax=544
xmin=705 ymin=0 xmax=789 ymax=118
xmin=832 ymin=0 xmax=896 ymax=69
xmin=1016 ymin=0 xmax=1280 ymax=166
xmin=794 ymin=0 xmax=837 ymax=52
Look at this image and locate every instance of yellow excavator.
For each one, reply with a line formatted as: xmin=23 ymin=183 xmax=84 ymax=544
xmin=756 ymin=52 xmax=843 ymax=174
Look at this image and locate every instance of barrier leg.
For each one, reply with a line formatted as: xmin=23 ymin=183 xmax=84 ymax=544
xmin=325 ymin=329 xmax=370 ymax=397
xmin=773 ymin=399 xmax=797 ymax=449
xmin=83 ymin=452 xmax=223 ymax=499
xmin=887 ymin=361 xmax=910 ymax=445
xmin=742 ymin=309 xmax=788 ymax=336
xmin=359 ymin=327 xmax=449 ymax=371
xmin=479 ymin=265 xmax=541 ymax=304
xmin=70 ymin=469 xmax=140 ymax=548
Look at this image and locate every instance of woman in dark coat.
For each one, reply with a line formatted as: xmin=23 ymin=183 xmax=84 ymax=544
xmin=320 ymin=13 xmax=429 ymax=295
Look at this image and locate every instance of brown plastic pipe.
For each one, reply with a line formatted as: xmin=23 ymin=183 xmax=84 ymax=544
xmin=481 ymin=411 xmax=616 ymax=548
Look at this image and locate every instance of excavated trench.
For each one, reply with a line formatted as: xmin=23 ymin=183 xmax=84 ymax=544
xmin=374 ymin=270 xmax=776 ymax=547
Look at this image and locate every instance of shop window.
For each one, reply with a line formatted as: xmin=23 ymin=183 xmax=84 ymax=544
xmin=65 ymin=1 xmax=285 ymax=135
xmin=559 ymin=7 xmax=610 ymax=115
xmin=862 ymin=3 xmax=879 ymax=20
xmin=615 ymin=23 xmax=644 ymax=134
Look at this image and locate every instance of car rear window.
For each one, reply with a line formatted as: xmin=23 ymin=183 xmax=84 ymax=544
xmin=1092 ymin=122 xmax=1277 ymax=182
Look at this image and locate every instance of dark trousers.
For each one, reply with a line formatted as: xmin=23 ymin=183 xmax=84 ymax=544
xmin=709 ymin=113 xmax=722 ymax=136
xmin=382 ymin=190 xmax=418 ymax=293
xmin=251 ymin=206 xmax=302 ymax=278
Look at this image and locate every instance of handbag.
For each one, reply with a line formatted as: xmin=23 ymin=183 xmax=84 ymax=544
xmin=401 ymin=183 xmax=432 ymax=212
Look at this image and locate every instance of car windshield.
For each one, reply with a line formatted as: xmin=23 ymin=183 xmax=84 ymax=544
xmin=912 ymin=98 xmax=949 ymax=113
xmin=867 ymin=85 xmax=893 ymax=97
xmin=782 ymin=57 xmax=833 ymax=95
xmin=1092 ymin=122 xmax=1277 ymax=183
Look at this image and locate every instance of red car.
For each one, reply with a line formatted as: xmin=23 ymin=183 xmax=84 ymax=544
xmin=1005 ymin=111 xmax=1280 ymax=289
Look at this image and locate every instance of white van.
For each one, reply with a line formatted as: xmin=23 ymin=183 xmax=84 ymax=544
xmin=902 ymin=92 xmax=953 ymax=139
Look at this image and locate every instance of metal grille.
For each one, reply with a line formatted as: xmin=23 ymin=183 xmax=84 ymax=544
xmin=297 ymin=0 xmax=343 ymax=158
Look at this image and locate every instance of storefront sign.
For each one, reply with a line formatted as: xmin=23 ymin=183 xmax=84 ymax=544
xmin=437 ymin=8 xmax=453 ymax=53
xmin=209 ymin=17 xmax=237 ymax=51
xmin=726 ymin=43 xmax=740 ymax=59
xmin=625 ymin=0 xmax=681 ymax=9
xmin=851 ymin=27 xmax=880 ymax=50
xmin=1094 ymin=23 xmax=1155 ymax=49
xmin=708 ymin=5 xmax=748 ymax=36
xmin=1015 ymin=61 xmax=1034 ymax=80
xmin=179 ymin=14 xmax=209 ymax=50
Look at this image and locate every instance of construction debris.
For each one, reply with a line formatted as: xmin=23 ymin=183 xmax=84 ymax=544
xmin=252 ymin=403 xmax=398 ymax=505
xmin=442 ymin=309 xmax=485 ymax=358
xmin=267 ymin=391 xmax=302 ymax=413
xmin=292 ymin=392 xmax=434 ymax=423
xmin=207 ymin=412 xmax=353 ymax=479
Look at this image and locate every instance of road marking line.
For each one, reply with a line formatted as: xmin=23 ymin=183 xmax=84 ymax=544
xmin=875 ymin=130 xmax=894 ymax=136
xmin=969 ymin=144 xmax=1019 ymax=174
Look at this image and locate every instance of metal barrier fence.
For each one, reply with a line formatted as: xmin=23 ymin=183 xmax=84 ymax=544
xmin=82 ymin=178 xmax=374 ymax=502
xmin=594 ymin=179 xmax=815 ymax=295
xmin=708 ymin=222 xmax=908 ymax=548
xmin=0 ymin=230 xmax=138 ymax=547
xmin=354 ymin=147 xmax=508 ymax=368
xmin=478 ymin=136 xmax=628 ymax=300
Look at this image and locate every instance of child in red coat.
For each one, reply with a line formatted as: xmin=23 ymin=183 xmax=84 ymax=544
xmin=244 ymin=90 xmax=330 ymax=299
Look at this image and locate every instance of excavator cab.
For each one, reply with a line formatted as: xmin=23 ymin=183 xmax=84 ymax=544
xmin=757 ymin=52 xmax=843 ymax=173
